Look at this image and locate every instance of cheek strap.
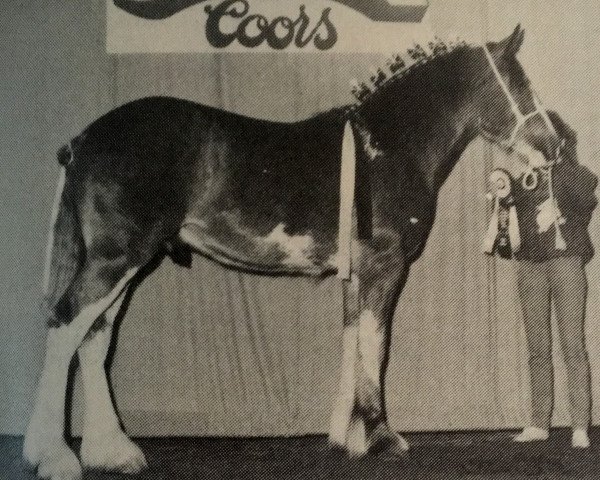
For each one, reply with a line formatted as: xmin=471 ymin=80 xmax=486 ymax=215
xmin=482 ymin=45 xmax=556 ymax=149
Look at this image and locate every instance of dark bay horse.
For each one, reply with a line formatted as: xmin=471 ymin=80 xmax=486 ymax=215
xmin=24 ymin=26 xmax=562 ymax=480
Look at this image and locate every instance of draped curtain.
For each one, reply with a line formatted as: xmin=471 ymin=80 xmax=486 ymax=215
xmin=1 ymin=0 xmax=600 ymax=436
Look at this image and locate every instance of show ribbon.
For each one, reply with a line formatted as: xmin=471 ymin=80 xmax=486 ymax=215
xmin=483 ymin=169 xmax=521 ymax=254
xmin=482 ymin=195 xmax=500 ymax=254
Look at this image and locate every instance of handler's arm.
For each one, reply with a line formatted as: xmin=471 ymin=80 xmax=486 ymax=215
xmin=557 ymin=162 xmax=598 ymax=214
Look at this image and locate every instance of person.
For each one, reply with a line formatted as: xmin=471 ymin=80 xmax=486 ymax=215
xmin=511 ymin=112 xmax=597 ymax=448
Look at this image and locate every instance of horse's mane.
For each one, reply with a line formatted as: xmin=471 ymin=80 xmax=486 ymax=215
xmin=350 ymin=38 xmax=472 ymax=108
xmin=352 ymin=39 xmax=482 ymax=152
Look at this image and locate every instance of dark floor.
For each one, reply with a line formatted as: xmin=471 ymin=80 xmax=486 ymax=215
xmin=2 ymin=429 xmax=600 ymax=480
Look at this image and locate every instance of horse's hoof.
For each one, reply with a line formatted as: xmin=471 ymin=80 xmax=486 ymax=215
xmin=81 ymin=431 xmax=148 ymax=474
xmin=369 ymin=424 xmax=410 ymax=458
xmin=345 ymin=416 xmax=368 ymax=457
xmin=34 ymin=443 xmax=82 ymax=480
xmin=326 ymin=418 xmax=369 ymax=459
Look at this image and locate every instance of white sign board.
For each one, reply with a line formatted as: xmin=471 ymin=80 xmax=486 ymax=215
xmin=107 ymin=0 xmax=431 ymax=53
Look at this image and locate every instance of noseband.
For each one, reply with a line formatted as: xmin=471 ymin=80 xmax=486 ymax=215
xmin=480 ymin=44 xmax=556 ymax=150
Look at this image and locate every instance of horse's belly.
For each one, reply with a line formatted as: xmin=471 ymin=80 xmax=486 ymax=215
xmin=179 ymin=214 xmax=337 ymax=276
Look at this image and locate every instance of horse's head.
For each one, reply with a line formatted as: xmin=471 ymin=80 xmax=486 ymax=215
xmin=477 ymin=25 xmax=562 ymax=168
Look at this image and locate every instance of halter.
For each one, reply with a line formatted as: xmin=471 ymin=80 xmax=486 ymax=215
xmin=481 ymin=45 xmax=567 ymax=251
xmin=481 ymin=44 xmax=556 ymax=149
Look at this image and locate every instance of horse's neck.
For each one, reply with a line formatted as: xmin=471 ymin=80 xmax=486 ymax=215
xmin=426 ymin=120 xmax=479 ymax=192
xmin=355 ymin=111 xmax=478 ymax=197
xmin=354 ymin=48 xmax=482 ymax=196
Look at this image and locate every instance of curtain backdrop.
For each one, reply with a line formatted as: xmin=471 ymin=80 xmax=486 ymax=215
xmin=1 ymin=0 xmax=600 ymax=436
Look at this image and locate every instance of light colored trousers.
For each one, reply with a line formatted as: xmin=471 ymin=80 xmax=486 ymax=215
xmin=517 ymin=256 xmax=591 ymax=430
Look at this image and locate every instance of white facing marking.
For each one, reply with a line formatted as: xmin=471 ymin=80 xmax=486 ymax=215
xmin=24 ymin=268 xmax=138 ymax=477
xmin=329 ymin=325 xmax=358 ymax=446
xmin=265 ymin=223 xmax=315 ymax=266
xmin=42 ymin=166 xmax=67 ymax=295
xmin=358 ymin=310 xmax=384 ymax=384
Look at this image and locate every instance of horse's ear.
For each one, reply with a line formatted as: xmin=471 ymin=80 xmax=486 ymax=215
xmin=490 ymin=24 xmax=525 ymax=58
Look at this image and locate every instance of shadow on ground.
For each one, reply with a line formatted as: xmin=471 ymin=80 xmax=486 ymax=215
xmin=2 ymin=429 xmax=599 ymax=479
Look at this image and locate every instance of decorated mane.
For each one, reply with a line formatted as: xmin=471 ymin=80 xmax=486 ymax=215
xmin=349 ymin=37 xmax=471 ymax=108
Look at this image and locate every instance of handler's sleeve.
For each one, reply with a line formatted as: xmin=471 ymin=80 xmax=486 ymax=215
xmin=558 ymin=162 xmax=598 ymax=214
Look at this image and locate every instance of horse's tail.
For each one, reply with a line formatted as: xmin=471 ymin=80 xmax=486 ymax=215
xmin=42 ymin=144 xmax=85 ymax=325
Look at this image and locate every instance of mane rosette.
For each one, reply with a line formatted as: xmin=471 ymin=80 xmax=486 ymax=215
xmin=349 ymin=37 xmax=471 ymax=107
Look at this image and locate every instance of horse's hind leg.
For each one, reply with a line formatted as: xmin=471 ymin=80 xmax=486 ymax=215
xmin=329 ymin=277 xmax=360 ymax=448
xmin=78 ymin=287 xmax=147 ymax=473
xmin=23 ymin=261 xmax=138 ymax=480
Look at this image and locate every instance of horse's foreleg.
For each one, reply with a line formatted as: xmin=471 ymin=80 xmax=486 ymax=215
xmin=353 ymin=263 xmax=409 ymax=457
xmin=329 ymin=251 xmax=409 ymax=458
xmin=78 ymin=288 xmax=147 ymax=474
xmin=351 ymin=302 xmax=409 ymax=457
xmin=24 ymin=264 xmax=138 ymax=480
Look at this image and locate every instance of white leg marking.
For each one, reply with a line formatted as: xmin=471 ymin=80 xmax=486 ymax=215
xmin=79 ymin=290 xmax=147 ymax=473
xmin=358 ymin=310 xmax=384 ymax=385
xmin=24 ymin=327 xmax=82 ymax=480
xmin=24 ymin=269 xmax=137 ymax=480
xmin=346 ymin=415 xmax=367 ymax=457
xmin=343 ymin=310 xmax=384 ymax=456
xmin=357 ymin=309 xmax=410 ymax=454
xmin=329 ymin=325 xmax=358 ymax=447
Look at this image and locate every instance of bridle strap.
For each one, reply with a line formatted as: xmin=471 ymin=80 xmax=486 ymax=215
xmin=483 ymin=45 xmax=566 ymax=250
xmin=483 ymin=45 xmax=522 ymax=122
xmin=482 ymin=45 xmax=556 ymax=148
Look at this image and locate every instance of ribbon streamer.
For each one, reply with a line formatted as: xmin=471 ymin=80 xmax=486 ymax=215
xmin=482 ymin=169 xmax=521 ymax=255
xmin=337 ymin=121 xmax=356 ymax=280
xmin=483 ymin=196 xmax=500 ymax=254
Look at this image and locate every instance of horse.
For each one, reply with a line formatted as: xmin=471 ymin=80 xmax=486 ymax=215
xmin=23 ymin=25 xmax=562 ymax=480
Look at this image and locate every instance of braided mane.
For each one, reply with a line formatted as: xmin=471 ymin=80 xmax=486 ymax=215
xmin=349 ymin=37 xmax=471 ymax=109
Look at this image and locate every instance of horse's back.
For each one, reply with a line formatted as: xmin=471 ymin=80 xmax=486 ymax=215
xmin=67 ymin=96 xmax=347 ymax=275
